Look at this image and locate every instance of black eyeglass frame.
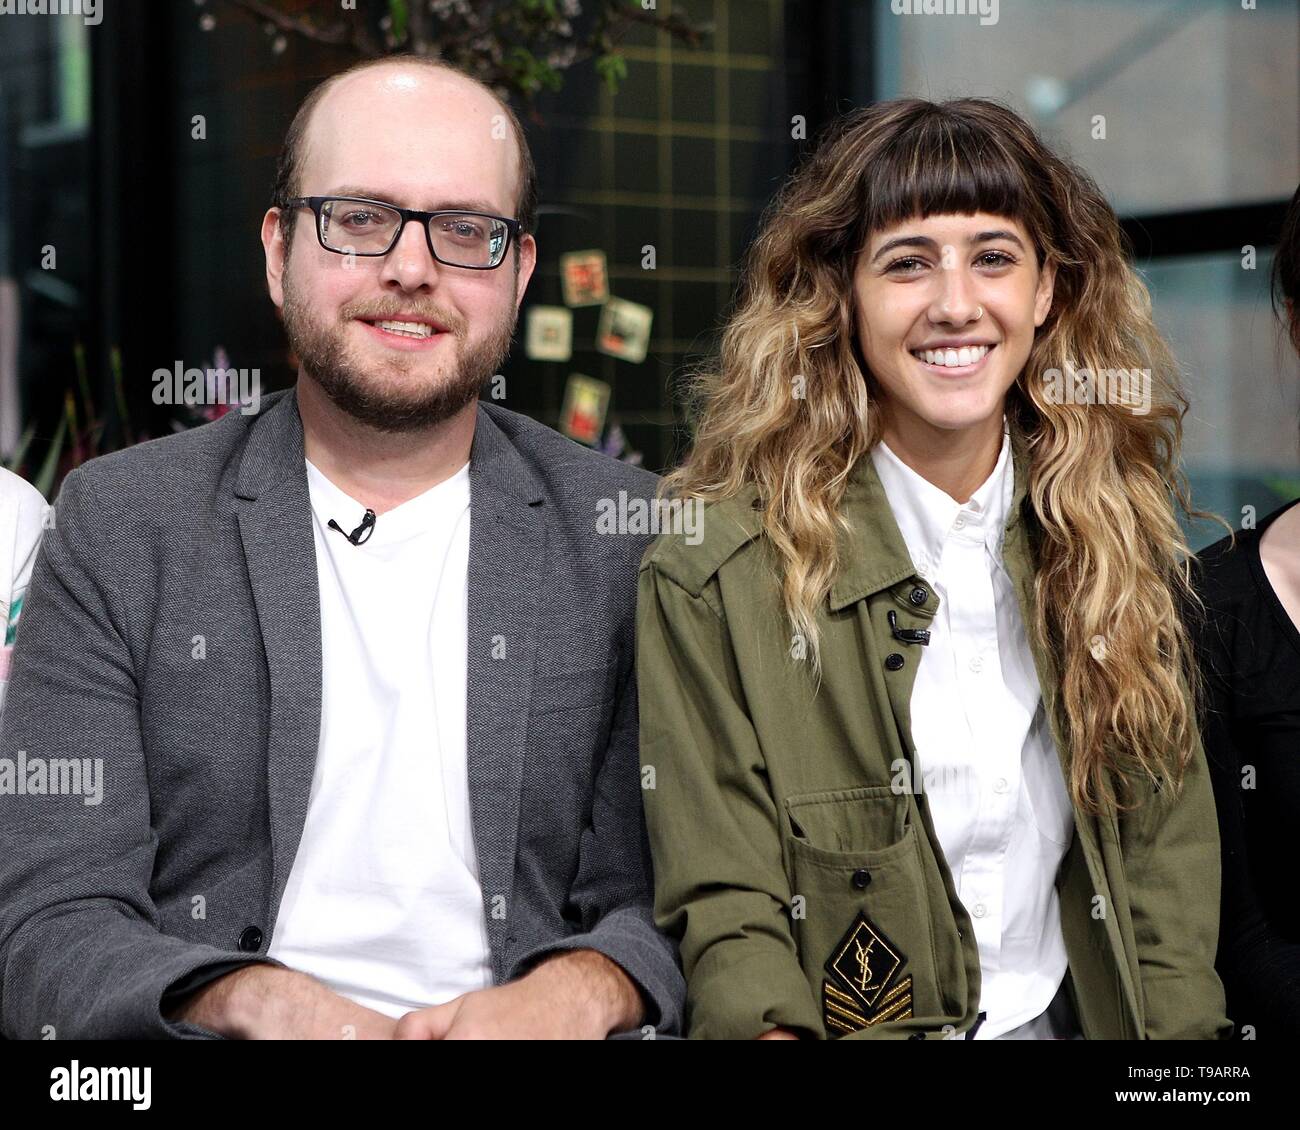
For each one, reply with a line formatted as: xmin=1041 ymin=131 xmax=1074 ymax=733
xmin=284 ymin=195 xmax=523 ymax=270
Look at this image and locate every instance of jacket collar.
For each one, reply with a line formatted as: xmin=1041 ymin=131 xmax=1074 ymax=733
xmin=235 ymin=386 xmax=546 ymax=508
xmin=829 ymin=421 xmax=1032 ymax=612
xmin=234 ymin=388 xmax=305 ymax=501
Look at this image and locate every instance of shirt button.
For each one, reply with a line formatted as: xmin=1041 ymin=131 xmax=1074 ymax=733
xmin=968 ymin=656 xmax=984 ymax=673
xmin=909 ymin=587 xmax=928 ymax=606
xmin=972 ymin=903 xmax=987 ymax=919
xmin=953 ymin=516 xmax=966 ymax=530
xmin=238 ymin=925 xmax=264 ymax=952
xmin=884 ymin=653 xmax=905 ymax=671
xmin=851 ymin=868 xmax=872 ymax=890
xmin=994 ymin=777 xmax=1009 ymax=794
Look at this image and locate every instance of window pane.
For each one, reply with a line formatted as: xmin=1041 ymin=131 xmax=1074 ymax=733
xmin=1145 ymin=250 xmax=1300 ymax=546
xmin=870 ymin=0 xmax=1300 ymax=214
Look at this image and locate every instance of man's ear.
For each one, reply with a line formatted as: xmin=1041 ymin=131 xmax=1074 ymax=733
xmin=261 ymin=209 xmax=287 ymax=310
xmin=1033 ymin=258 xmax=1057 ymax=328
xmin=514 ymin=232 xmax=538 ymax=311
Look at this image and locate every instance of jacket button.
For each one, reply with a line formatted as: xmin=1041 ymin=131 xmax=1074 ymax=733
xmin=909 ymin=587 xmax=928 ymax=606
xmin=238 ymin=926 xmax=263 ymax=952
xmin=851 ymin=868 xmax=872 ymax=890
xmin=885 ymin=653 xmax=905 ymax=671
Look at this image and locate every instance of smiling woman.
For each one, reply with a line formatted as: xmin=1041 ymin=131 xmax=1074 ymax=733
xmin=637 ymin=97 xmax=1231 ymax=1042
xmin=852 ymin=208 xmax=1055 ymax=501
xmin=660 ymin=97 xmax=1211 ymax=813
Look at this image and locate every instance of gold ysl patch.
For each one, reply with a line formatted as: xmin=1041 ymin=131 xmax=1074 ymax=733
xmin=822 ymin=911 xmax=912 ymax=1034
xmin=825 ymin=910 xmax=903 ymax=1011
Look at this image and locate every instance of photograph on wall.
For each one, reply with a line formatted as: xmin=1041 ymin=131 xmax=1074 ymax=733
xmin=524 ymin=305 xmax=573 ymax=362
xmin=595 ymin=297 xmax=653 ymax=363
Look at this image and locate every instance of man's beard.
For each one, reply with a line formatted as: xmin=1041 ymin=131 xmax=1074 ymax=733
xmin=281 ymin=275 xmax=516 ymax=433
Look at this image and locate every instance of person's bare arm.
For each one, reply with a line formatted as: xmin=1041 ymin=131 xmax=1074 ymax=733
xmin=165 ymin=964 xmax=397 ymax=1039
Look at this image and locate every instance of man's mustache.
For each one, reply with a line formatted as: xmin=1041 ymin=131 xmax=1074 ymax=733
xmin=341 ymin=303 xmax=465 ymax=335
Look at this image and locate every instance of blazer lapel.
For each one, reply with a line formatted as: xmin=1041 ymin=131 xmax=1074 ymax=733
xmin=233 ymin=388 xmax=323 ymax=923
xmin=464 ymin=404 xmax=547 ymax=982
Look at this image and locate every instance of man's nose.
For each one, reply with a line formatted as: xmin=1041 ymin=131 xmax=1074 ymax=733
xmin=378 ymin=218 xmax=442 ymax=292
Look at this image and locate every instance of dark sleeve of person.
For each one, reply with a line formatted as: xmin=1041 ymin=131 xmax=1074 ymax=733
xmin=1193 ymin=549 xmax=1300 ymax=1039
xmin=0 ymin=467 xmax=285 ymax=1039
xmin=503 ymin=610 xmax=687 ymax=1036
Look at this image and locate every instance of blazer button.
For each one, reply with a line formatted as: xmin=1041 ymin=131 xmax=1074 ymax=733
xmin=851 ymin=868 xmax=872 ymax=890
xmin=909 ymin=587 xmax=928 ymax=606
xmin=884 ymin=653 xmax=905 ymax=671
xmin=238 ymin=925 xmax=263 ymax=952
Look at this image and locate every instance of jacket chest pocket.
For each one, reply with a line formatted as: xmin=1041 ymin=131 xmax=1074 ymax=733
xmin=518 ymin=660 xmax=619 ymax=842
xmin=529 ymin=660 xmax=618 ymax=715
xmin=785 ymin=786 xmax=944 ymax=1036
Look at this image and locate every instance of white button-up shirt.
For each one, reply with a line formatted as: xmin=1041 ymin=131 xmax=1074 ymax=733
xmin=870 ymin=425 xmax=1077 ymax=1040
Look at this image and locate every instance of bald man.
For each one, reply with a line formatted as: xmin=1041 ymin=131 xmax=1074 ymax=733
xmin=0 ymin=57 xmax=683 ymax=1039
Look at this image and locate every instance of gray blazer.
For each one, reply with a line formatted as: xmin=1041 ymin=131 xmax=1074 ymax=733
xmin=0 ymin=387 xmax=683 ymax=1038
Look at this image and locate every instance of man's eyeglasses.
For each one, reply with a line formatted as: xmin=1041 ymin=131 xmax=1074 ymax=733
xmin=285 ymin=196 xmax=522 ymax=270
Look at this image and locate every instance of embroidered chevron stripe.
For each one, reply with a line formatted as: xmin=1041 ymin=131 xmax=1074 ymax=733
xmin=823 ymin=974 xmax=914 ymax=1034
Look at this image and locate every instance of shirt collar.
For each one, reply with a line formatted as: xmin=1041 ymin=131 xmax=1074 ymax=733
xmin=869 ymin=421 xmax=1012 ymax=578
xmin=829 ymin=419 xmax=1029 ymax=612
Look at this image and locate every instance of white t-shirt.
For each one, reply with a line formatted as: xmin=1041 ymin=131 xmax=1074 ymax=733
xmin=870 ymin=429 xmax=1077 ymax=1040
xmin=0 ymin=467 xmax=50 ymax=715
xmin=266 ymin=458 xmax=492 ymax=1018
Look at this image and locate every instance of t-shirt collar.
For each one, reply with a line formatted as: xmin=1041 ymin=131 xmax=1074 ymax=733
xmin=304 ymin=458 xmax=470 ymax=547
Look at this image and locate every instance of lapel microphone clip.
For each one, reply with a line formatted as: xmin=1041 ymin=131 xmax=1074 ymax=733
xmin=327 ymin=509 xmax=377 ymax=546
xmin=888 ymin=608 xmax=931 ymax=646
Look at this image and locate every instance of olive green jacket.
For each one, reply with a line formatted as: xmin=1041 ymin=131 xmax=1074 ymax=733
xmin=636 ymin=430 xmax=1231 ymax=1040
